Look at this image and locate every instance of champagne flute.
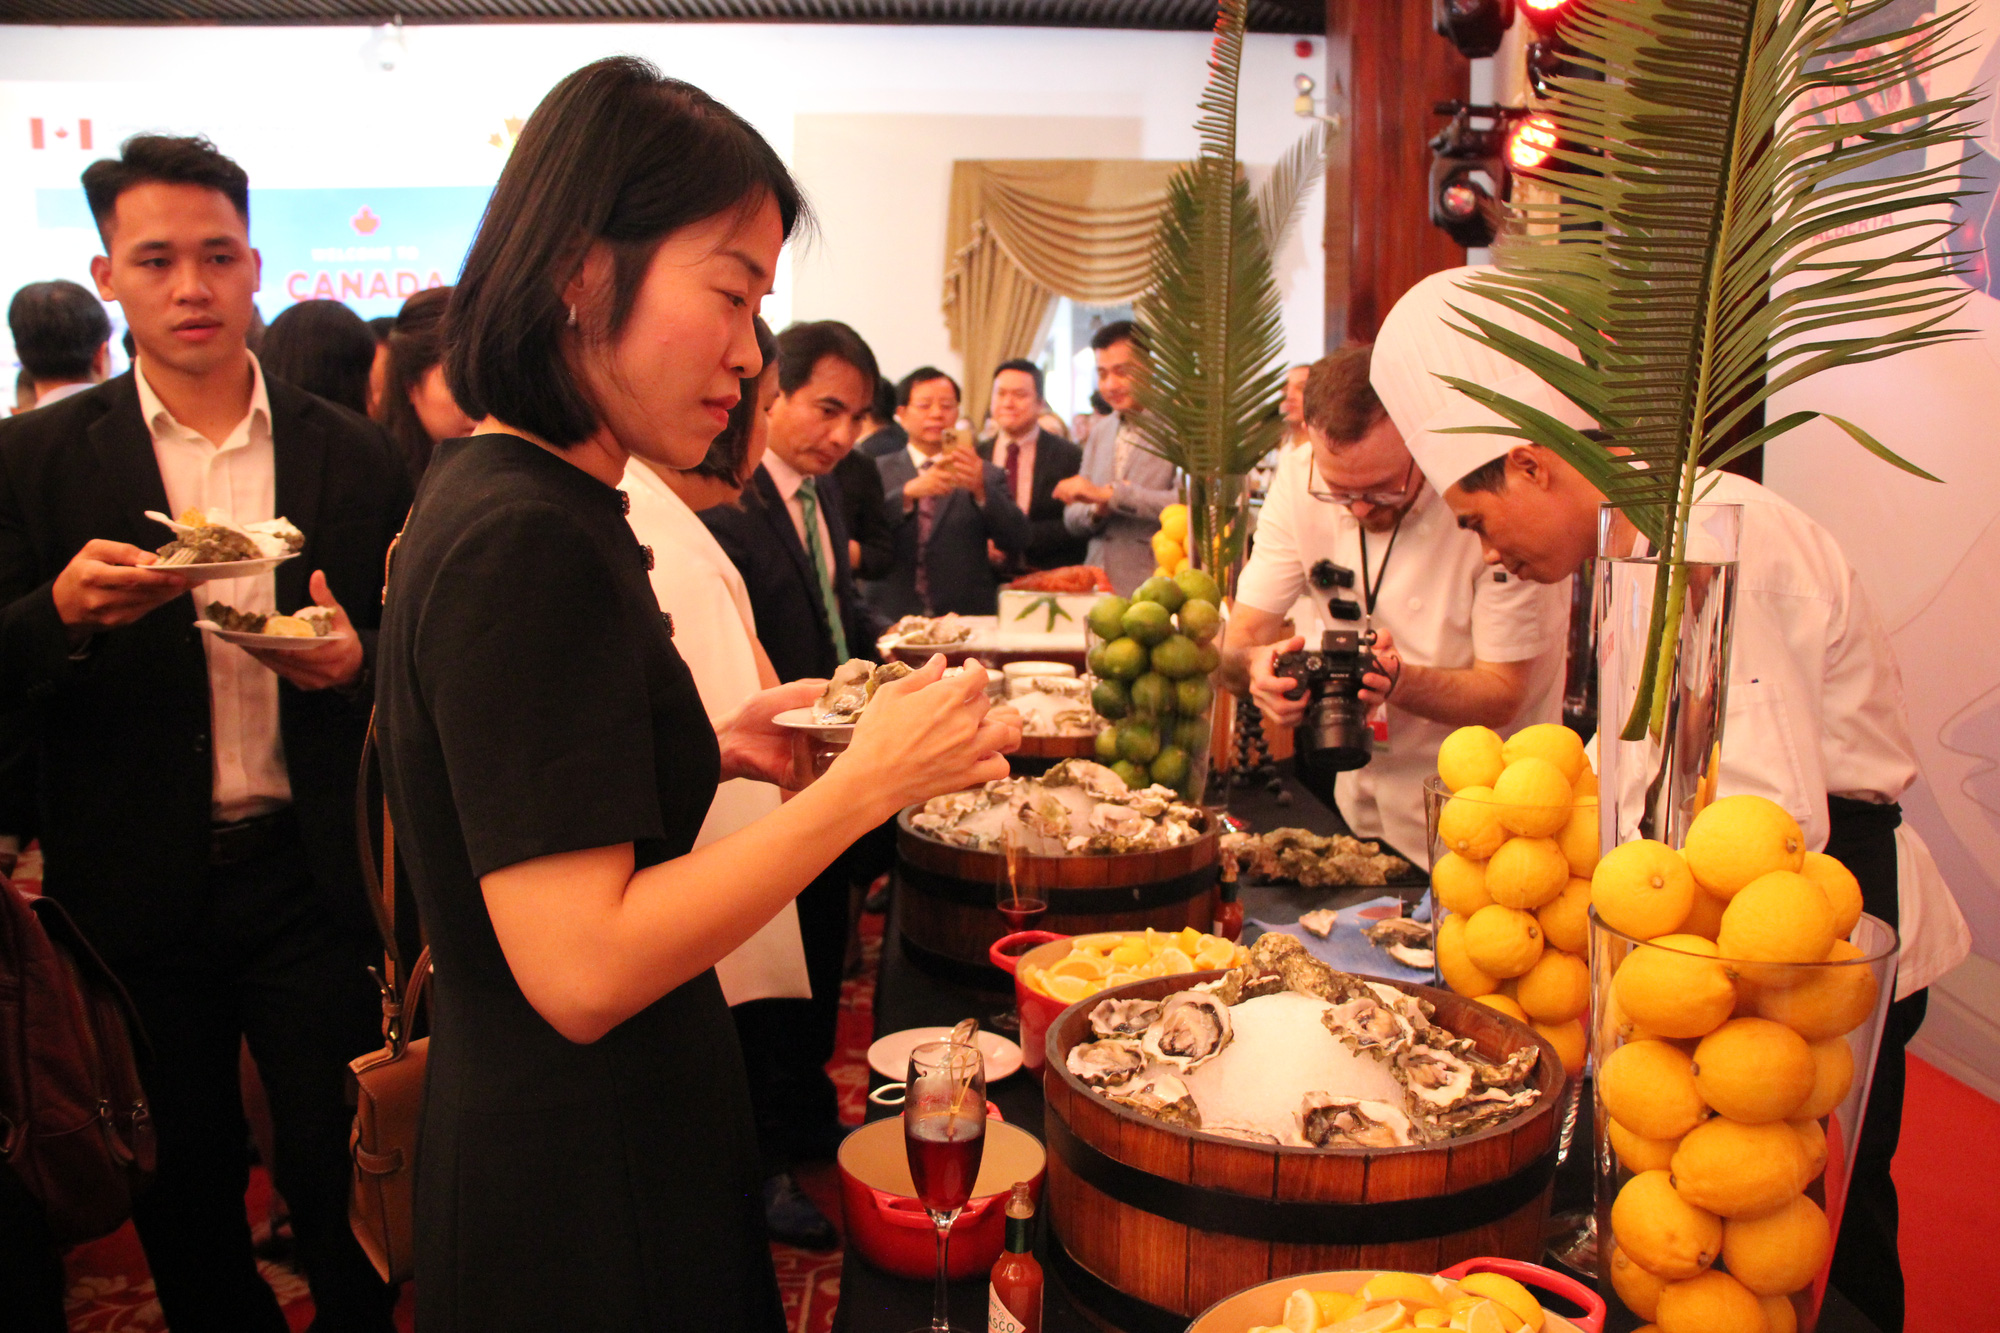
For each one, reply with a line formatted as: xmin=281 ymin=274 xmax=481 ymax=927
xmin=991 ymin=827 xmax=1047 ymax=1032
xmin=903 ymin=1039 xmax=988 ymax=1333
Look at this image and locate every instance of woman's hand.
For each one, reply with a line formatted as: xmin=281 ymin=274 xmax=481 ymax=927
xmin=715 ymin=679 xmax=824 ymax=785
xmin=834 ymin=656 xmax=1019 ymax=815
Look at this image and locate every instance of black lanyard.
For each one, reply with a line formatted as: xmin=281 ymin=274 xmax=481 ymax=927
xmin=1358 ymin=512 xmax=1406 ymax=626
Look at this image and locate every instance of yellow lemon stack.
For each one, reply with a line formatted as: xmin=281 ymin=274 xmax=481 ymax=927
xmin=1591 ymin=793 xmax=1876 ymax=1333
xmin=1430 ymin=724 xmax=1595 ymax=1075
xmin=1240 ymin=1268 xmax=1548 ymax=1333
xmin=1151 ymin=503 xmax=1192 ymax=579
xmin=1016 ymin=927 xmax=1249 ymax=1004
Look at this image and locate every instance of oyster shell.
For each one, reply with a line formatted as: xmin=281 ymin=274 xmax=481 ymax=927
xmin=1298 ymin=1094 xmax=1417 ymax=1148
xmin=1248 ymin=933 xmax=1373 ymax=1005
xmin=1104 ymin=1071 xmax=1201 ymax=1129
xmin=1394 ymin=1048 xmax=1478 ymax=1113
xmin=1066 ymin=1039 xmax=1147 ymax=1088
xmin=1299 ymin=909 xmax=1338 ymax=938
xmin=1365 ymin=917 xmax=1434 ymax=949
xmin=1088 ymin=998 xmax=1161 ymax=1040
xmin=1043 ymin=759 xmax=1129 ymax=801
xmin=1386 ymin=944 xmax=1436 ymax=970
xmin=1322 ymin=994 xmax=1421 ymax=1059
xmin=1020 ymin=794 xmax=1073 ymax=841
xmin=1141 ymin=991 xmax=1232 ymax=1074
xmin=812 ymin=659 xmax=913 ymax=723
xmin=1203 ymin=1118 xmax=1283 ymax=1145
xmin=1428 ymin=1087 xmax=1540 ymax=1137
xmin=1196 ymin=965 xmax=1287 ymax=1007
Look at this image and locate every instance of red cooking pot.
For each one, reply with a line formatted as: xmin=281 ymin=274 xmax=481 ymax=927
xmin=835 ymin=1116 xmax=1046 ymax=1280
xmin=989 ymin=931 xmax=1071 ymax=1072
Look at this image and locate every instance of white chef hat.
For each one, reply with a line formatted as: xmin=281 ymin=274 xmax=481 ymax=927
xmin=1370 ymin=265 xmax=1598 ymax=489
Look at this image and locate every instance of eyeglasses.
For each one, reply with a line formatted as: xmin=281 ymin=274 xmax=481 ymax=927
xmin=1308 ymin=458 xmax=1417 ymax=509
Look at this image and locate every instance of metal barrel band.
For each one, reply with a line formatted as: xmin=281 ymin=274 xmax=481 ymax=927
xmin=1046 ymin=1113 xmax=1558 ymax=1245
xmin=895 ymin=858 xmax=1217 ymax=913
xmin=1046 ymin=1223 xmax=1188 ymax=1333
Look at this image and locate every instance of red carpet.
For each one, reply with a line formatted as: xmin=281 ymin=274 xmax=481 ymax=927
xmin=1892 ymin=1054 xmax=1999 ymax=1332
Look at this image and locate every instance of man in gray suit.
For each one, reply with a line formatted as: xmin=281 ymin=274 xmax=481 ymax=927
xmin=864 ymin=366 xmax=1027 ymax=618
xmin=1057 ymin=320 xmax=1180 ymax=594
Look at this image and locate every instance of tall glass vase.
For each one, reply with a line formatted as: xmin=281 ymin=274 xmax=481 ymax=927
xmin=1182 ymin=470 xmax=1253 ymax=812
xmin=1595 ymin=503 xmax=1742 ymax=851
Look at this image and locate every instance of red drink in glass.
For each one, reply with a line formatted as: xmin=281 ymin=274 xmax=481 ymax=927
xmin=905 ymin=1110 xmax=986 ymax=1215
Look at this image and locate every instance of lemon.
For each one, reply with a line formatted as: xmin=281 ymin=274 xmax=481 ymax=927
xmin=1798 ymin=851 xmax=1864 ymax=939
xmin=1158 ymin=503 xmax=1189 ymax=542
xmin=1610 ymin=1169 xmax=1722 ymax=1279
xmin=1752 ymin=938 xmax=1878 ymax=1040
xmin=1309 ymin=1290 xmax=1364 ymax=1325
xmin=1457 ymin=1273 xmax=1544 ymax=1332
xmin=1437 ymin=913 xmax=1501 ymax=998
xmin=1475 ymin=993 xmax=1530 ymax=1023
xmin=1462 ymin=905 xmax=1546 ymax=979
xmin=1654 ymin=1269 xmax=1764 ymax=1333
xmin=1109 ymin=940 xmax=1151 ymax=967
xmin=1600 ymin=1039 xmax=1710 ymax=1140
xmin=1156 ymin=946 xmax=1196 ymax=975
xmin=1194 ymin=936 xmax=1238 ymax=970
xmin=1281 ymin=1287 xmax=1319 ymax=1333
xmin=1439 ymin=786 xmax=1509 ymax=859
xmin=1796 ymin=1035 xmax=1855 ymax=1120
xmin=1432 ymin=852 xmax=1494 ymax=917
xmin=1791 ymin=1116 xmax=1828 ymax=1183
xmin=1438 ymin=725 xmax=1507 ymax=793
xmin=1151 ymin=533 xmax=1185 ymax=568
xmin=1608 ymin=1243 xmax=1668 ymax=1321
xmin=1721 ymin=1194 xmax=1831 ymax=1295
xmin=1608 ymin=1119 xmax=1681 ymax=1175
xmin=1668 ymin=1118 xmax=1807 ymax=1217
xmin=1682 ymin=795 xmax=1805 ymax=898
xmin=1573 ymin=763 xmax=1600 ymax=798
xmin=1486 ymin=837 xmax=1570 ymax=910
xmin=1677 ymin=884 xmax=1728 ymax=941
xmin=1591 ymin=840 xmax=1696 ymax=941
xmin=1500 ymin=722 xmax=1588 ymax=784
xmin=1762 ymin=1294 xmax=1800 ymax=1333
xmin=1606 ymin=990 xmax=1669 ymax=1045
xmin=1490 ymin=758 xmax=1574 ymax=838
xmin=1043 ymin=974 xmax=1091 ymax=1003
xmin=1532 ymin=1018 xmax=1586 ymax=1075
xmin=1554 ymin=799 xmax=1601 ymax=878
xmin=1456 ymin=1300 xmax=1516 ymax=1333
xmin=1612 ymin=934 xmax=1736 ymax=1039
xmin=1414 ymin=1311 xmax=1449 ymax=1330
xmin=1536 ymin=877 xmax=1592 ymax=955
xmin=1360 ymin=1272 xmax=1448 ymax=1309
xmin=1515 ymin=949 xmax=1590 ymax=1024
xmin=1691 ymin=1017 xmax=1815 ymax=1123
xmin=1717 ymin=870 xmax=1837 ymax=967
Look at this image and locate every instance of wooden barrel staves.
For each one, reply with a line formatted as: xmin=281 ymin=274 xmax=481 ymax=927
xmin=894 ymin=810 xmax=1216 ymax=988
xmin=1042 ymin=974 xmax=1565 ymax=1333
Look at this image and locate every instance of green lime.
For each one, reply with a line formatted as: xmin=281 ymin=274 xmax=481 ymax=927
xmin=1134 ymin=575 xmax=1187 ymax=613
xmin=1091 ymin=678 xmax=1130 ymax=721
xmin=1121 ymin=600 xmax=1173 ymax=647
xmin=1100 ymin=637 xmax=1148 ymax=681
xmin=1086 ymin=641 xmax=1112 ymax=678
xmin=1086 ymin=595 xmax=1131 ymax=643
xmin=1174 ymin=568 xmax=1223 ymax=607
xmin=1149 ymin=745 xmax=1191 ymax=789
xmin=1116 ymin=720 xmax=1161 ymax=764
xmin=1148 ymin=634 xmax=1202 ymax=680
xmin=1128 ymin=672 xmax=1173 ymax=717
xmin=1197 ymin=643 xmax=1222 ymax=676
xmin=1176 ymin=597 xmax=1221 ymax=644
xmin=1110 ymin=759 xmax=1150 ymax=791
xmin=1094 ymin=727 xmax=1122 ymax=764
xmin=1174 ymin=717 xmax=1210 ymax=753
xmin=1175 ymin=676 xmax=1214 ymax=718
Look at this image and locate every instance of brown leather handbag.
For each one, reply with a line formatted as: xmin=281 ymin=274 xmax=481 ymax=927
xmin=347 ymin=718 xmax=428 ymax=1284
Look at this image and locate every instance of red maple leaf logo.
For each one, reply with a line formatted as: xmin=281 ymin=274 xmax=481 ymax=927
xmin=351 ymin=206 xmax=380 ymax=235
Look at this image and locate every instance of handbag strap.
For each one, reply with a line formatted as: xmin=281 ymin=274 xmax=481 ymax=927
xmin=356 ymin=525 xmax=423 ymax=1046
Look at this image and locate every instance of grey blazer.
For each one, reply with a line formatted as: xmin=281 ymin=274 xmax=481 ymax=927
xmin=862 ymin=448 xmax=1029 ymax=619
xmin=1063 ymin=410 xmax=1180 ymax=595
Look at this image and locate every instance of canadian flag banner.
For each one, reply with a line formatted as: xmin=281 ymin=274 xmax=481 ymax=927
xmin=29 ymin=118 xmax=93 ymax=150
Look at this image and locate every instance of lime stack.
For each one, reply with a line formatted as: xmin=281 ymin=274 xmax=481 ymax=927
xmin=1084 ymin=568 xmax=1224 ymax=800
xmin=1429 ymin=723 xmax=1600 ymax=1078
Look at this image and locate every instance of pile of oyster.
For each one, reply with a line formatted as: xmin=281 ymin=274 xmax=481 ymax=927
xmin=1009 ymin=676 xmax=1098 ymax=738
xmin=148 ymin=508 xmax=305 ymax=566
xmin=813 ymin=659 xmax=915 ymax=724
xmin=1220 ymin=827 xmax=1413 ymax=888
xmin=907 ymin=760 xmax=1203 ymax=855
xmin=881 ymin=614 xmax=975 ymax=647
xmin=1063 ymin=933 xmax=1540 ymax=1147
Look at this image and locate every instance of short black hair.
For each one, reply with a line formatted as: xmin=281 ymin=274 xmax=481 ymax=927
xmin=774 ymin=319 xmax=879 ymax=399
xmin=1090 ymin=319 xmax=1147 ymax=355
xmin=446 ymin=57 xmax=806 ymax=450
xmin=688 ymin=316 xmax=779 ymax=487
xmin=1454 ymin=454 xmax=1510 ymax=494
xmin=1089 ymin=390 xmax=1112 ymax=416
xmin=376 ymin=286 xmax=468 ymax=483
xmin=869 ymin=376 xmax=897 ymax=425
xmin=260 ymin=299 xmax=376 ymax=416
xmin=896 ymin=366 xmax=960 ymax=408
xmin=367 ymin=315 xmax=396 ymax=343
xmin=8 ymin=279 xmax=112 ymax=382
xmin=993 ymin=358 xmax=1044 ymax=401
xmin=82 ymin=135 xmax=249 ymax=243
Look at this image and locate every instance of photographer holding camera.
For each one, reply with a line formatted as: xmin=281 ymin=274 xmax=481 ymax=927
xmin=1223 ymin=346 xmax=1571 ymax=858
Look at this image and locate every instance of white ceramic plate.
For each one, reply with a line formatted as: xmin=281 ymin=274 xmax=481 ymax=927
xmin=154 ymin=553 xmax=296 ymax=585
xmin=196 ymin=620 xmax=348 ymax=651
xmin=772 ymin=707 xmax=859 ymax=743
xmin=867 ymin=1027 xmax=1024 ymax=1084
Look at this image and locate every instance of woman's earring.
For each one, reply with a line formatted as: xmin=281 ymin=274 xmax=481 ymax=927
xmin=566 ymin=304 xmax=578 ymax=328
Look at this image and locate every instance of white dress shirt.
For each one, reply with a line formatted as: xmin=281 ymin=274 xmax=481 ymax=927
xmin=995 ymin=426 xmax=1040 ymax=514
xmin=1236 ymin=444 xmax=1571 ymax=859
xmin=136 ymin=355 xmax=292 ymax=823
xmin=622 ymin=460 xmax=808 ymax=1006
xmin=33 ymin=381 xmax=96 ymax=408
xmin=761 ymin=451 xmax=840 ymax=571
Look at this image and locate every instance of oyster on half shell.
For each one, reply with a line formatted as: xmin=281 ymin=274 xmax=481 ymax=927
xmin=1088 ymin=998 xmax=1161 ymax=1040
xmin=1322 ymin=994 xmax=1420 ymax=1059
xmin=1298 ymin=1094 xmax=1416 ymax=1148
xmin=1065 ymin=1039 xmax=1147 ymax=1088
xmin=1394 ymin=1047 xmax=1478 ymax=1114
xmin=1141 ymin=991 xmax=1232 ymax=1074
xmin=1104 ymin=1071 xmax=1201 ymax=1129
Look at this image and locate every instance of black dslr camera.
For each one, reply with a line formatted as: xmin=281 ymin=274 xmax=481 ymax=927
xmin=1276 ymin=558 xmax=1384 ymax=792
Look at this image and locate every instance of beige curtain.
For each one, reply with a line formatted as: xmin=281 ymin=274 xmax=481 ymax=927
xmin=943 ymin=159 xmax=1182 ymax=426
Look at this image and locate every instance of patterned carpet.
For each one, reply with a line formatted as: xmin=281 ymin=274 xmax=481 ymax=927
xmin=43 ymin=840 xmax=874 ymax=1333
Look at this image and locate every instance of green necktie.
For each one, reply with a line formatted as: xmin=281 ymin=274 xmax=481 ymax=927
xmin=796 ymin=477 xmax=850 ymax=661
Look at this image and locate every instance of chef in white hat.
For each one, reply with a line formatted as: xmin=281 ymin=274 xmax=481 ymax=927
xmin=1378 ymin=265 xmax=1968 ymax=1331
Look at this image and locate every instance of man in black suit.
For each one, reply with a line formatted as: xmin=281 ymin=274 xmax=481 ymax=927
xmin=864 ymin=366 xmax=1028 ymax=618
xmin=0 ymin=136 xmax=406 ymax=1332
xmin=982 ymin=358 xmax=1085 ymax=574
xmin=701 ymin=319 xmax=885 ymax=1248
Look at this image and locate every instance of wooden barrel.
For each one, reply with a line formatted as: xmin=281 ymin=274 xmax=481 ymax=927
xmin=895 ymin=810 xmax=1216 ymax=988
xmin=1042 ymin=973 xmax=1565 ymax=1333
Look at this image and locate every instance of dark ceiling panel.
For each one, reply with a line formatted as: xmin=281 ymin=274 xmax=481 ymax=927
xmin=0 ymin=0 xmax=1323 ymax=29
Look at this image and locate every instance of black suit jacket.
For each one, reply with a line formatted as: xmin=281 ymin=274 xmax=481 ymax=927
xmin=833 ymin=449 xmax=896 ymax=581
xmin=0 ymin=371 xmax=413 ymax=963
xmin=863 ymin=450 xmax=1030 ymax=620
xmin=701 ymin=464 xmax=884 ymax=685
xmin=983 ymin=430 xmax=1086 ymax=572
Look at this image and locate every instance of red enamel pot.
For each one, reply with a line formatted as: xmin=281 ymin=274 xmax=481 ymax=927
xmin=835 ymin=1116 xmax=1045 ymax=1281
xmin=988 ymin=931 xmax=1071 ymax=1072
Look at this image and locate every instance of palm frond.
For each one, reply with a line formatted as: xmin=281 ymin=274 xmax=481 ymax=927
xmin=1254 ymin=119 xmax=1330 ymax=255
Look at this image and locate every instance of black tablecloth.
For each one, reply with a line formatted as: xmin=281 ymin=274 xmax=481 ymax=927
xmin=831 ymin=773 xmax=1882 ymax=1333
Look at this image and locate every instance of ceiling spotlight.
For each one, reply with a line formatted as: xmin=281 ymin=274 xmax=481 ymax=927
xmin=361 ymin=19 xmax=408 ymax=75
xmin=1429 ymin=103 xmax=1513 ymax=247
xmin=1434 ymin=0 xmax=1515 ymax=59
xmin=1296 ymin=74 xmax=1316 ymax=95
xmin=1508 ymin=114 xmax=1560 ymax=171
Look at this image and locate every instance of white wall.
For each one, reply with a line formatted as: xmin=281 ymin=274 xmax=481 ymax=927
xmin=0 ymin=22 xmax=1328 ymax=385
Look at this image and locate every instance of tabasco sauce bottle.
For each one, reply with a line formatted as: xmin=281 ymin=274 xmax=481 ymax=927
xmin=986 ymin=1182 xmax=1042 ymax=1333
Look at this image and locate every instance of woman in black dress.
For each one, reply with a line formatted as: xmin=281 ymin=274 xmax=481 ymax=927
xmin=374 ymin=60 xmax=1018 ymax=1331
